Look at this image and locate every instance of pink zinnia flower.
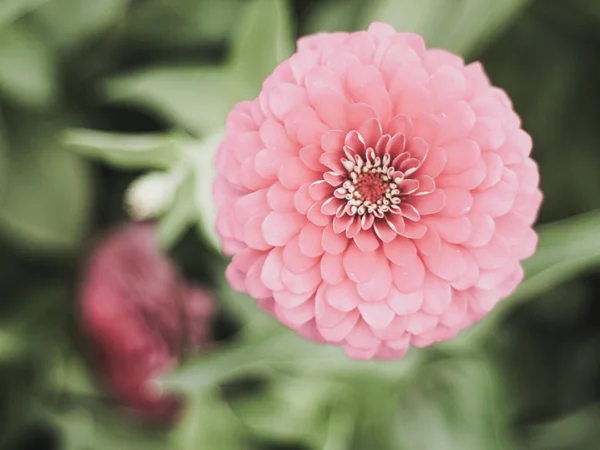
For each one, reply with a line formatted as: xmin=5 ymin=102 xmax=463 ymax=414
xmin=80 ymin=223 xmax=214 ymax=423
xmin=214 ymin=23 xmax=542 ymax=359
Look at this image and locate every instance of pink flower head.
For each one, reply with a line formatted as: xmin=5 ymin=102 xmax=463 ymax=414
xmin=80 ymin=223 xmax=215 ymax=423
xmin=214 ymin=23 xmax=542 ymax=360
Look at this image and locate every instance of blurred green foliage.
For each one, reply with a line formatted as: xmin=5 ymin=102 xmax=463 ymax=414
xmin=2 ymin=0 xmax=600 ymax=449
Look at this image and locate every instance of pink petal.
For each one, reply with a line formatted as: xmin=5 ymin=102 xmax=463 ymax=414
xmin=372 ymin=314 xmax=408 ymax=340
xmin=281 ymin=264 xmax=322 ymax=294
xmin=421 ymin=242 xmax=466 ymax=281
xmin=273 ymin=289 xmax=313 ymax=309
xmin=240 ymin=158 xmax=270 ymax=190
xmin=473 ymin=181 xmax=516 ymax=217
xmin=358 ymin=117 xmax=383 ymax=149
xmin=309 ymin=180 xmax=333 ymax=201
xmin=373 ymin=221 xmax=397 ymax=243
xmin=387 ymin=286 xmax=423 ymax=315
xmin=320 ymin=152 xmax=345 ymax=173
xmin=279 ymin=157 xmax=317 ymax=190
xmin=244 ymin=215 xmax=271 ymax=250
xmin=356 ymin=257 xmax=393 ymax=302
xmin=315 ymin=284 xmax=349 ymax=329
xmin=300 ymin=144 xmax=325 ymax=171
xmin=358 ymin=302 xmax=395 ymax=329
xmin=234 ymin=189 xmax=269 ymax=223
xmin=320 ymin=253 xmax=346 ymax=285
xmin=464 ymin=212 xmax=495 ymax=247
xmin=321 ymin=130 xmax=346 ymax=153
xmin=318 ymin=309 xmax=360 ymax=342
xmin=422 ymin=275 xmax=451 ymax=315
xmin=430 ymin=66 xmax=466 ymax=108
xmin=470 ymin=117 xmax=506 ymax=151
xmin=326 ymin=279 xmax=362 ymax=312
xmin=406 ymin=312 xmax=439 ymax=335
xmin=333 ymin=215 xmax=353 ymax=233
xmin=439 ymin=291 xmax=468 ymax=327
xmin=391 ymin=257 xmax=426 ymax=293
xmin=411 ymin=189 xmax=446 ymax=215
xmin=307 ymin=200 xmax=331 ymax=226
xmin=437 ymin=101 xmax=476 ymax=144
xmin=321 ymin=223 xmax=349 ymax=255
xmin=267 ymin=183 xmax=296 ymax=213
xmin=470 ymin=234 xmax=511 ymax=270
xmin=344 ymin=319 xmax=381 ymax=348
xmin=440 ymin=188 xmax=473 ymax=217
xmin=354 ymin=230 xmax=380 ymax=252
xmin=441 ymin=139 xmax=480 ymax=174
xmin=388 ymin=114 xmax=414 ymax=137
xmin=436 ymin=159 xmax=486 ymax=190
xmin=477 ymin=152 xmax=503 ymax=191
xmin=245 ymin=256 xmax=271 ymax=299
xmin=283 ymin=236 xmax=319 ymax=273
xmin=346 ymin=102 xmax=378 ymax=131
xmin=414 ymin=226 xmax=441 ymax=256
xmin=383 ymin=237 xmax=417 ymax=266
xmin=419 ymin=146 xmax=446 ymax=178
xmin=293 ymin=183 xmax=314 ymax=214
xmin=429 ymin=214 xmax=472 ymax=243
xmin=298 ymin=223 xmax=325 ymax=258
xmin=275 ymin=300 xmax=315 ymax=327
xmin=262 ymin=212 xmax=305 ymax=246
xmin=308 ymin=87 xmax=348 ymax=129
xmin=343 ymin=243 xmax=377 ymax=283
xmin=261 ymin=247 xmax=284 ymax=290
xmin=401 ymin=221 xmax=427 ymax=239
xmin=267 ymin=83 xmax=309 ymax=120
xmin=346 ymin=65 xmax=392 ymax=126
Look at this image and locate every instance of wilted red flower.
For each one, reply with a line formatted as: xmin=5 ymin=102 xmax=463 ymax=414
xmin=80 ymin=223 xmax=214 ymax=423
xmin=213 ymin=23 xmax=542 ymax=359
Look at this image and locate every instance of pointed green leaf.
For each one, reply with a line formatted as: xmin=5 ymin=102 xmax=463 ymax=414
xmin=360 ymin=0 xmax=529 ymax=56
xmin=0 ymin=116 xmax=91 ymax=252
xmin=64 ymin=128 xmax=182 ymax=170
xmin=229 ymin=0 xmax=295 ymax=92
xmin=0 ymin=24 xmax=58 ymax=110
xmin=0 ymin=0 xmax=48 ymax=29
xmin=105 ymin=67 xmax=251 ymax=136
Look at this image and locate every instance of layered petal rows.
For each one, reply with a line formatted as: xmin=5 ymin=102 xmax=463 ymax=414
xmin=213 ymin=22 xmax=542 ymax=359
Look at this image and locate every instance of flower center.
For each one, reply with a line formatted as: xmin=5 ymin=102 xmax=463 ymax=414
xmin=335 ymin=149 xmax=402 ymax=218
xmin=355 ymin=172 xmax=388 ymax=203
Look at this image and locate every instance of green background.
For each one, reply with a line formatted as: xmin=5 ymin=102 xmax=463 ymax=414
xmin=1 ymin=0 xmax=600 ymax=449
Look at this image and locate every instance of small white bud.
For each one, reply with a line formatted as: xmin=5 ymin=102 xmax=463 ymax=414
xmin=125 ymin=172 xmax=177 ymax=220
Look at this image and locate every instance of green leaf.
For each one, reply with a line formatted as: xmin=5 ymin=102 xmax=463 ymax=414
xmin=232 ymin=377 xmax=336 ymax=447
xmin=0 ymin=24 xmax=58 ymax=110
xmin=124 ymin=0 xmax=242 ymax=47
xmin=184 ymin=132 xmax=223 ymax=252
xmin=105 ymin=67 xmax=251 ymax=135
xmin=304 ymin=0 xmax=366 ymax=34
xmin=393 ymin=357 xmax=514 ymax=450
xmin=524 ymin=405 xmax=600 ymax=450
xmin=0 ymin=115 xmax=92 ymax=253
xmin=52 ymin=405 xmax=169 ymax=450
xmin=30 ymin=0 xmax=127 ymax=53
xmin=0 ymin=329 xmax=24 ymax=361
xmin=157 ymin=170 xmax=196 ymax=250
xmin=360 ymin=0 xmax=529 ymax=56
xmin=229 ymin=0 xmax=295 ymax=92
xmin=161 ymin=324 xmax=424 ymax=394
xmin=170 ymin=390 xmax=244 ymax=450
xmin=0 ymin=0 xmax=48 ymax=29
xmin=63 ymin=128 xmax=183 ymax=170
